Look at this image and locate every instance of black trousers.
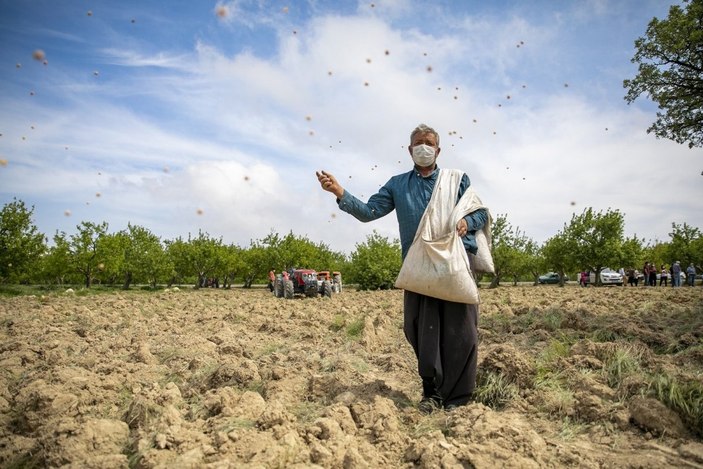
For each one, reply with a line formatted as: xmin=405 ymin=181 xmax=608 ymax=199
xmin=403 ymin=291 xmax=479 ymax=407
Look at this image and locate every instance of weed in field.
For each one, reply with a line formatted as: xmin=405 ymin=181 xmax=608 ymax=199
xmin=291 ymin=400 xmax=325 ymax=425
xmin=329 ymin=314 xmax=345 ymax=332
xmin=535 ymin=339 xmax=570 ymax=381
xmin=350 ymin=357 xmax=370 ymax=373
xmin=540 ymin=308 xmax=564 ymax=331
xmin=557 ymin=416 xmax=586 ymax=440
xmin=218 ymin=417 xmax=256 ymax=433
xmin=603 ymin=345 xmax=642 ymax=388
xmin=591 ymin=328 xmax=619 ymax=342
xmin=345 ymin=317 xmax=365 ymax=339
xmin=534 ymin=376 xmax=575 ymax=418
xmin=648 ymin=373 xmax=703 ymax=437
xmin=474 ymin=371 xmax=519 ymax=409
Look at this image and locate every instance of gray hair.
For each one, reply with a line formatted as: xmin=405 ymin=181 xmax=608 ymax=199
xmin=410 ymin=123 xmax=440 ymax=147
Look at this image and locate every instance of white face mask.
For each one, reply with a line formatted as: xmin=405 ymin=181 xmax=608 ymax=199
xmin=411 ymin=144 xmax=437 ymax=167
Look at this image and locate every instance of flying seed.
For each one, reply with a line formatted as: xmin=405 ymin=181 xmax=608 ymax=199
xmin=32 ymin=49 xmax=45 ymax=61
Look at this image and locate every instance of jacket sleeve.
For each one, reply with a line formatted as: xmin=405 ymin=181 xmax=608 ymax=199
xmin=457 ymin=173 xmax=487 ymax=231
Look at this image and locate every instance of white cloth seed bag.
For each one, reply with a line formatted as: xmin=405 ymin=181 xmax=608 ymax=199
xmin=394 ymin=169 xmax=493 ymax=304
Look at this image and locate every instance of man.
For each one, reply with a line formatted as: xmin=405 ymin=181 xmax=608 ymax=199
xmin=316 ymin=124 xmax=488 ymax=413
xmin=672 ymin=261 xmax=682 ymax=287
xmin=686 ymin=263 xmax=696 ymax=287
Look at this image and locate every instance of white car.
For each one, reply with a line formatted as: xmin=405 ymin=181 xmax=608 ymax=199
xmin=589 ymin=268 xmax=623 ymax=286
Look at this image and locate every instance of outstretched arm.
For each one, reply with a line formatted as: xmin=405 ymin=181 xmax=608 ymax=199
xmin=316 ymin=170 xmax=345 ymax=199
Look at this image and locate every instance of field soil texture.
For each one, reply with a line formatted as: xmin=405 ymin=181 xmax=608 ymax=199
xmin=1 ymin=285 xmax=702 ymax=468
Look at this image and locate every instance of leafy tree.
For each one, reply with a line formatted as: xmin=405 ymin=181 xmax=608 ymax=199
xmin=96 ymin=231 xmax=129 ymax=286
xmin=621 ymin=235 xmax=646 ymax=271
xmin=347 ymin=230 xmax=401 ymax=290
xmin=0 ymin=199 xmax=46 ymax=283
xmin=39 ymin=231 xmax=75 ymax=285
xmin=668 ymin=222 xmax=702 ymax=267
xmin=122 ymin=224 xmax=171 ymax=289
xmin=487 ymin=214 xmax=528 ymax=288
xmin=247 ymin=230 xmax=348 ymax=287
xmin=218 ymin=243 xmax=245 ymax=289
xmin=624 ymin=0 xmax=703 ymax=148
xmin=522 ymin=239 xmax=546 ymax=286
xmin=542 ymin=232 xmax=577 ymax=286
xmin=68 ymin=221 xmax=109 ymax=288
xmin=566 ymin=208 xmax=627 ymax=286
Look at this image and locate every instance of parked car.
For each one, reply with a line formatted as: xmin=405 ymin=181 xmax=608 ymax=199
xmin=538 ymin=272 xmax=566 ymax=284
xmin=588 ymin=268 xmax=623 ymax=286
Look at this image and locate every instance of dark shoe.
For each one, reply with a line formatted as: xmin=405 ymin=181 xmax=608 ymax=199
xmin=418 ymin=396 xmax=442 ymax=414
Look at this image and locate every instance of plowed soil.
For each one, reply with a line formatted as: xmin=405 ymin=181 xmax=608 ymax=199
xmin=1 ymin=285 xmax=702 ymax=468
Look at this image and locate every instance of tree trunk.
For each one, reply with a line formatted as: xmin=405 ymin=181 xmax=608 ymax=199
xmin=488 ymin=275 xmax=500 ymax=289
xmin=122 ymin=271 xmax=132 ymax=290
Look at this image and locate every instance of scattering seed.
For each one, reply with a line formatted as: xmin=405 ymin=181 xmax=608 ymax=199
xmin=32 ymin=49 xmax=45 ymax=61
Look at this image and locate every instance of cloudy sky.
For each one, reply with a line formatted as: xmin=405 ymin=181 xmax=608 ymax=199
xmin=0 ymin=0 xmax=700 ymax=255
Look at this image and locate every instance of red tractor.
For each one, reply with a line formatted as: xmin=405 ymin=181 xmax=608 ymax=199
xmin=273 ymin=269 xmax=334 ymax=299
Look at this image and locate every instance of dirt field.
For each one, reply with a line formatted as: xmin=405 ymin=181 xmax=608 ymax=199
xmin=1 ymin=285 xmax=702 ymax=468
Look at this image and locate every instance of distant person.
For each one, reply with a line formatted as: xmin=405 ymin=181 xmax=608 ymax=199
xmin=580 ymin=271 xmax=588 ymax=287
xmin=643 ymin=262 xmax=650 ymax=287
xmin=648 ymin=262 xmax=657 ymax=287
xmin=628 ymin=268 xmax=638 ymax=287
xmin=659 ymin=265 xmax=668 ymax=286
xmin=672 ymin=261 xmax=682 ymax=287
xmin=686 ymin=263 xmax=696 ymax=287
xmin=268 ymin=269 xmax=276 ymax=292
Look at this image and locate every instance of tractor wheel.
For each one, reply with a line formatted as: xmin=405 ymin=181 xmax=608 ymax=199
xmin=284 ymin=280 xmax=294 ymax=299
xmin=274 ymin=278 xmax=284 ymax=297
xmin=322 ymin=281 xmax=333 ymax=298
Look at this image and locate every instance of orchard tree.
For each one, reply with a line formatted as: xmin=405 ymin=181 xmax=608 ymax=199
xmin=40 ymin=232 xmax=74 ymax=285
xmin=68 ymin=221 xmax=109 ymax=288
xmin=488 ymin=214 xmax=534 ymax=288
xmin=348 ymin=230 xmax=401 ymax=290
xmin=624 ymin=0 xmax=703 ymax=148
xmin=96 ymin=231 xmax=129 ymax=286
xmin=542 ymin=232 xmax=577 ymax=286
xmin=189 ymin=231 xmax=224 ymax=288
xmin=667 ymin=222 xmax=701 ymax=266
xmin=219 ymin=243 xmax=245 ymax=289
xmin=522 ymin=239 xmax=546 ymax=286
xmin=0 ymin=199 xmax=46 ymax=283
xmin=122 ymin=224 xmax=171 ymax=289
xmin=566 ymin=208 xmax=627 ymax=285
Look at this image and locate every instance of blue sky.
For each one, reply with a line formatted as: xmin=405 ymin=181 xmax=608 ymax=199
xmin=0 ymin=0 xmax=700 ymax=255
